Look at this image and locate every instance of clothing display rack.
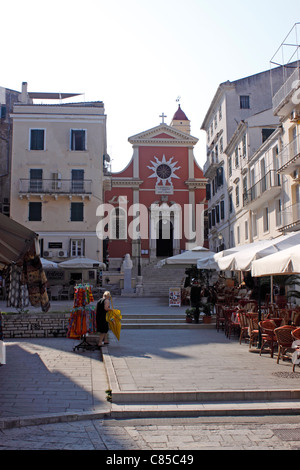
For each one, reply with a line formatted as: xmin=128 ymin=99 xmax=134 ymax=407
xmin=67 ymin=283 xmax=97 ymax=351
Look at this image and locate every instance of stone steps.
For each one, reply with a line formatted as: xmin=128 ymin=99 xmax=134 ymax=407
xmin=137 ymin=262 xmax=184 ymax=296
xmin=120 ymin=312 xmax=215 ymax=328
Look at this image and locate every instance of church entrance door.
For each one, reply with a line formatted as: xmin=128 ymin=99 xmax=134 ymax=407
xmin=156 ymin=219 xmax=173 ymax=257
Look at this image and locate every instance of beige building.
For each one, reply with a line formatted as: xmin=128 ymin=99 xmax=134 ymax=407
xmin=203 ymin=23 xmax=300 ymax=255
xmin=9 ymin=83 xmax=107 ymax=283
xmin=270 ymin=25 xmax=300 ymax=234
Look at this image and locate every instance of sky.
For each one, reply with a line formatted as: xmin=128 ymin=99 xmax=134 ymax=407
xmin=1 ymin=0 xmax=300 ymax=171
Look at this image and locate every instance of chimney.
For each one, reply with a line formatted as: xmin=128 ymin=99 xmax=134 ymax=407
xmin=21 ymin=82 xmax=28 ymax=103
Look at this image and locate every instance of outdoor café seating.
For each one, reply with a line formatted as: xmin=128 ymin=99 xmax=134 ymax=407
xmin=247 ymin=313 xmax=259 ymax=349
xmin=215 ymin=303 xmax=225 ymax=332
xmin=259 ymin=320 xmax=277 ymax=358
xmin=274 ymin=325 xmax=296 ymax=364
xmin=239 ymin=310 xmax=249 ymax=344
xmin=292 ymin=328 xmax=300 ymax=340
xmin=227 ymin=308 xmax=240 ymax=339
xmin=291 ymin=328 xmax=300 ymax=372
xmin=223 ymin=307 xmax=237 ymax=337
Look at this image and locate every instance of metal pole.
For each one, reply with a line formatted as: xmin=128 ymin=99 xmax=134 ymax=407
xmin=138 ymin=237 xmax=141 ymax=276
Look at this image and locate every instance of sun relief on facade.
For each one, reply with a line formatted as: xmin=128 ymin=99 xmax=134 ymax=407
xmin=147 ymin=154 xmax=181 ymax=194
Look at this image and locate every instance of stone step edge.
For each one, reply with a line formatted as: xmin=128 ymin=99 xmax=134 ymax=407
xmin=0 ymin=409 xmax=110 ymax=430
xmin=111 ymin=389 xmax=300 ymax=404
xmin=2 ymin=398 xmax=300 ymax=430
xmin=110 ymin=400 xmax=300 ymax=418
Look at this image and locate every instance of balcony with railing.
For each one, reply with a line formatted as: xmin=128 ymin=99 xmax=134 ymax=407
xmin=19 ymin=179 xmax=92 ymax=196
xmin=243 ymin=170 xmax=281 ymax=210
xmin=272 ymin=67 xmax=300 ymax=116
xmin=279 ymin=201 xmax=300 ymax=232
xmin=278 ymin=133 xmax=300 ymax=175
xmin=203 ymin=152 xmax=220 ymax=178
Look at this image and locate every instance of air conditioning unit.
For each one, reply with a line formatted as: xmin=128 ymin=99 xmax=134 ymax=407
xmin=2 ymin=204 xmax=10 ymax=215
xmin=58 ymin=250 xmax=68 ymax=258
xmin=43 ymin=251 xmax=53 ymax=258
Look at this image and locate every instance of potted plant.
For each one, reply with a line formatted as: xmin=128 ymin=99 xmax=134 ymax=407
xmin=201 ymin=302 xmax=213 ymax=324
xmin=185 ymin=308 xmax=195 ymax=323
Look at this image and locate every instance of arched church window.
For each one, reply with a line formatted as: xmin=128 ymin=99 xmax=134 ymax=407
xmin=111 ymin=207 xmax=127 ymax=240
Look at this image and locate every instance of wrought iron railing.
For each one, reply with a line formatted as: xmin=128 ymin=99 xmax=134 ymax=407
xmin=243 ymin=170 xmax=281 ymax=206
xmin=19 ymin=179 xmax=92 ymax=194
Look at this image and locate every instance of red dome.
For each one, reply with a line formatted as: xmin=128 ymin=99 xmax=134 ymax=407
xmin=172 ymin=104 xmax=188 ymax=121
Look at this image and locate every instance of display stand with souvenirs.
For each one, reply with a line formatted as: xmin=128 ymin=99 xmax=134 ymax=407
xmin=67 ymin=283 xmax=97 ymax=351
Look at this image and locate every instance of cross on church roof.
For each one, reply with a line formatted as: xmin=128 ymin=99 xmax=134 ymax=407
xmin=159 ymin=112 xmax=167 ymax=124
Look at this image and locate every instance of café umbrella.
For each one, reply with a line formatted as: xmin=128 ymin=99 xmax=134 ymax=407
xmin=40 ymin=258 xmax=59 ymax=269
xmin=251 ymin=244 xmax=300 ymax=278
xmin=158 ymin=246 xmax=215 ymax=267
xmin=202 ymin=231 xmax=300 ymax=272
xmin=59 ymin=257 xmax=106 ymax=269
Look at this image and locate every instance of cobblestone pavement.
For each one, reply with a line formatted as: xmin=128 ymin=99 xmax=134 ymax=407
xmin=1 ymin=416 xmax=300 ymax=450
xmin=1 ymin=298 xmax=300 ymax=452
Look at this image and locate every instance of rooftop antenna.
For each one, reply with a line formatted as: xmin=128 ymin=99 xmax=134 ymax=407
xmin=176 ymin=96 xmax=181 ymax=104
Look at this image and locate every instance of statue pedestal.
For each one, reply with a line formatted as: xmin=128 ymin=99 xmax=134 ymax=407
xmin=121 ymin=268 xmax=134 ymax=295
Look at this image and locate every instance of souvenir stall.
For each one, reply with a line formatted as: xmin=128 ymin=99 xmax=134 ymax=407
xmin=0 ymin=214 xmax=50 ymax=364
xmin=67 ymin=283 xmax=97 ymax=351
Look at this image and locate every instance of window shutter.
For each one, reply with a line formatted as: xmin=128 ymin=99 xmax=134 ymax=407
xmin=206 ymin=183 xmax=211 ymax=200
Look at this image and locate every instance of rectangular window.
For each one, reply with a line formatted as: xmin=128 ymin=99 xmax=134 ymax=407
xmin=30 ymin=129 xmax=45 ymax=150
xmin=243 ymin=176 xmax=247 ymax=204
xmin=276 ymin=199 xmax=282 ymax=227
xmin=208 ymin=212 xmax=212 ymax=229
xmin=29 ymin=169 xmax=43 ymax=192
xmin=71 ymin=202 xmax=84 ymax=221
xmin=242 ymin=134 xmax=247 ymax=157
xmin=235 ymin=147 xmax=239 ymax=168
xmin=262 ymin=128 xmax=275 ymax=143
xmin=70 ymin=129 xmax=86 ymax=151
xmin=228 ymin=156 xmax=232 ymax=176
xmin=236 ymin=184 xmax=240 ymax=207
xmin=229 ymin=193 xmax=233 ymax=213
xmin=71 ymin=169 xmax=84 ymax=192
xmin=212 ymin=208 xmax=216 ymax=226
xmin=245 ymin=220 xmax=249 ymax=240
xmin=252 ymin=213 xmax=257 ymax=238
xmin=29 ymin=202 xmax=42 ymax=221
xmin=220 ymin=200 xmax=225 ymax=219
xmin=263 ymin=207 xmax=269 ymax=232
xmin=216 ymin=205 xmax=220 ymax=224
xmin=206 ymin=183 xmax=211 ymax=201
xmin=240 ymin=95 xmax=250 ymax=109
xmin=219 ymin=136 xmax=223 ymax=153
xmin=71 ymin=239 xmax=84 ymax=256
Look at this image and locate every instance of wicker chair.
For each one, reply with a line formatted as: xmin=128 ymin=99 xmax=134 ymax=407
xmin=248 ymin=313 xmax=259 ymax=349
xmin=227 ymin=310 xmax=240 ymax=339
xmin=215 ymin=303 xmax=225 ymax=332
xmin=292 ymin=328 xmax=300 ymax=340
xmin=274 ymin=325 xmax=296 ymax=364
xmin=259 ymin=320 xmax=277 ymax=358
xmin=239 ymin=310 xmax=249 ymax=344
